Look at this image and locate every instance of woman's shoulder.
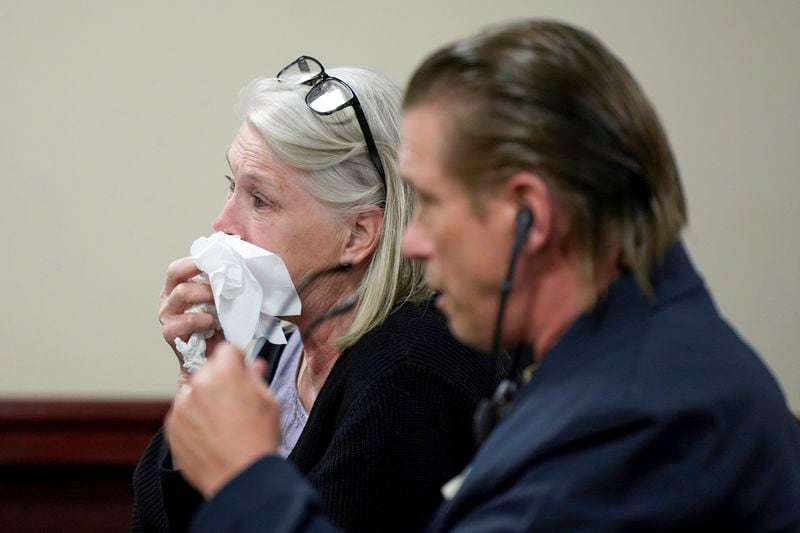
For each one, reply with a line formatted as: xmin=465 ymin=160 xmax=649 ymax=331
xmin=341 ymin=298 xmax=501 ymax=396
xmin=358 ymin=298 xmax=454 ymax=347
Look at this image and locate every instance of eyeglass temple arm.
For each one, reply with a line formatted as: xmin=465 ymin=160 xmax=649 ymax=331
xmin=350 ymin=100 xmax=386 ymax=183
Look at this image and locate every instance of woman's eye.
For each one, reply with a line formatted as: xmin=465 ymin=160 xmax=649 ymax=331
xmin=225 ymin=175 xmax=270 ymax=209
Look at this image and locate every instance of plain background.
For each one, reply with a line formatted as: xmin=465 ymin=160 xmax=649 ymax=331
xmin=1 ymin=1 xmax=797 ymax=412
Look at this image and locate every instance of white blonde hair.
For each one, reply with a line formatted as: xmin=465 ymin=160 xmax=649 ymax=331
xmin=238 ymin=66 xmax=430 ymax=348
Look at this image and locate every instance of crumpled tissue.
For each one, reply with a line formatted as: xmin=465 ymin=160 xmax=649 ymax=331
xmin=175 ymin=231 xmax=301 ymax=373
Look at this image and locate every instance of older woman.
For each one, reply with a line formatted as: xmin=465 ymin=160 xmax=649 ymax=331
xmin=132 ymin=58 xmax=499 ymax=532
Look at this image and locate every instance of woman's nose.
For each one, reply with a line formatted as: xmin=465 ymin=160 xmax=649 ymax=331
xmin=212 ymin=198 xmax=241 ymax=235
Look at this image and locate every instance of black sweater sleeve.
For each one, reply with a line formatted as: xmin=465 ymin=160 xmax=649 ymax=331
xmin=132 ymin=428 xmax=204 ymax=532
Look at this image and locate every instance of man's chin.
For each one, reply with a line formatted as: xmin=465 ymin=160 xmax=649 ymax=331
xmin=446 ymin=315 xmax=493 ymax=353
xmin=435 ymin=294 xmax=493 ymax=350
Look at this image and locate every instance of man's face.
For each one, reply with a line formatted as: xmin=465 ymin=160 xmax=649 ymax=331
xmin=400 ymin=106 xmax=515 ymax=350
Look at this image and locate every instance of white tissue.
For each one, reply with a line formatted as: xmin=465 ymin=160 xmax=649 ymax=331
xmin=174 ymin=232 xmax=301 ymax=373
xmin=173 ymin=275 xmax=221 ymax=372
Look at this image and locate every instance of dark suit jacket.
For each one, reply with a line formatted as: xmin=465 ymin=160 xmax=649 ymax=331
xmin=190 ymin=243 xmax=800 ymax=532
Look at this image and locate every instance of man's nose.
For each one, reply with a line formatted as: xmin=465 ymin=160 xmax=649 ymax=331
xmin=401 ymin=211 xmax=434 ymax=261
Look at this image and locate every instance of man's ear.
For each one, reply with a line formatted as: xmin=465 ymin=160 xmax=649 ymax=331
xmin=340 ymin=206 xmax=384 ymax=267
xmin=504 ymin=172 xmax=554 ymax=254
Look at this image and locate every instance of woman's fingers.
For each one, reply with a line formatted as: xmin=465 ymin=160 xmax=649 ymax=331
xmin=162 ymin=311 xmax=217 ymax=345
xmin=163 ymin=257 xmax=202 ymax=297
xmin=159 ymin=281 xmax=214 ymax=324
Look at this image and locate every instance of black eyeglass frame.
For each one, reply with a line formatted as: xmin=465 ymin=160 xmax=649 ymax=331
xmin=277 ymin=55 xmax=386 ymax=185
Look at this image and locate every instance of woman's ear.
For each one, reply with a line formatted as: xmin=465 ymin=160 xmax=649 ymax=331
xmin=340 ymin=206 xmax=384 ymax=267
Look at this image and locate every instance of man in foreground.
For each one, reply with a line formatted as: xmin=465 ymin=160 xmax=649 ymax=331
xmin=165 ymin=20 xmax=800 ymax=531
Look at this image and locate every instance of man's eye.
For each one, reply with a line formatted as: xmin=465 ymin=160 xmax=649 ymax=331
xmin=225 ymin=175 xmax=236 ymax=196
xmin=253 ymin=195 xmax=266 ymax=208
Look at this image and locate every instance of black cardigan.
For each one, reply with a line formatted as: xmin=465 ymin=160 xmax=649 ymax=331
xmin=132 ymin=300 xmax=500 ymax=532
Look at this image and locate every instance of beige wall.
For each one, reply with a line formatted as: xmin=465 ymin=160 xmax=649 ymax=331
xmin=1 ymin=0 xmax=798 ymax=411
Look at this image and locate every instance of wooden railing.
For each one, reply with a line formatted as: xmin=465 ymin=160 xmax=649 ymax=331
xmin=0 ymin=399 xmax=796 ymax=532
xmin=0 ymin=399 xmax=170 ymax=533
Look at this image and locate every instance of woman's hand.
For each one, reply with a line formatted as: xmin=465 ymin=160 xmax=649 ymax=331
xmin=158 ymin=257 xmax=223 ymax=380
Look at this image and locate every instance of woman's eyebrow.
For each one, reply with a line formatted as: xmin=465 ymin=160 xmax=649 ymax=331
xmin=225 ymin=153 xmax=265 ymax=183
xmin=225 ymin=151 xmax=286 ymax=194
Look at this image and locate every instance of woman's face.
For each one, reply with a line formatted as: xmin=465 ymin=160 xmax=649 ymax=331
xmin=213 ymin=121 xmax=348 ymax=288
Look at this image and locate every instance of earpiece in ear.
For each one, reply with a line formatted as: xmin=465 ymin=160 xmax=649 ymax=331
xmin=514 ymin=208 xmax=534 ymax=247
xmin=476 ymin=208 xmax=536 ymax=444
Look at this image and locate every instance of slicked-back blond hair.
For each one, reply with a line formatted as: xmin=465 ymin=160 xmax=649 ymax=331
xmin=405 ymin=20 xmax=687 ymax=297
